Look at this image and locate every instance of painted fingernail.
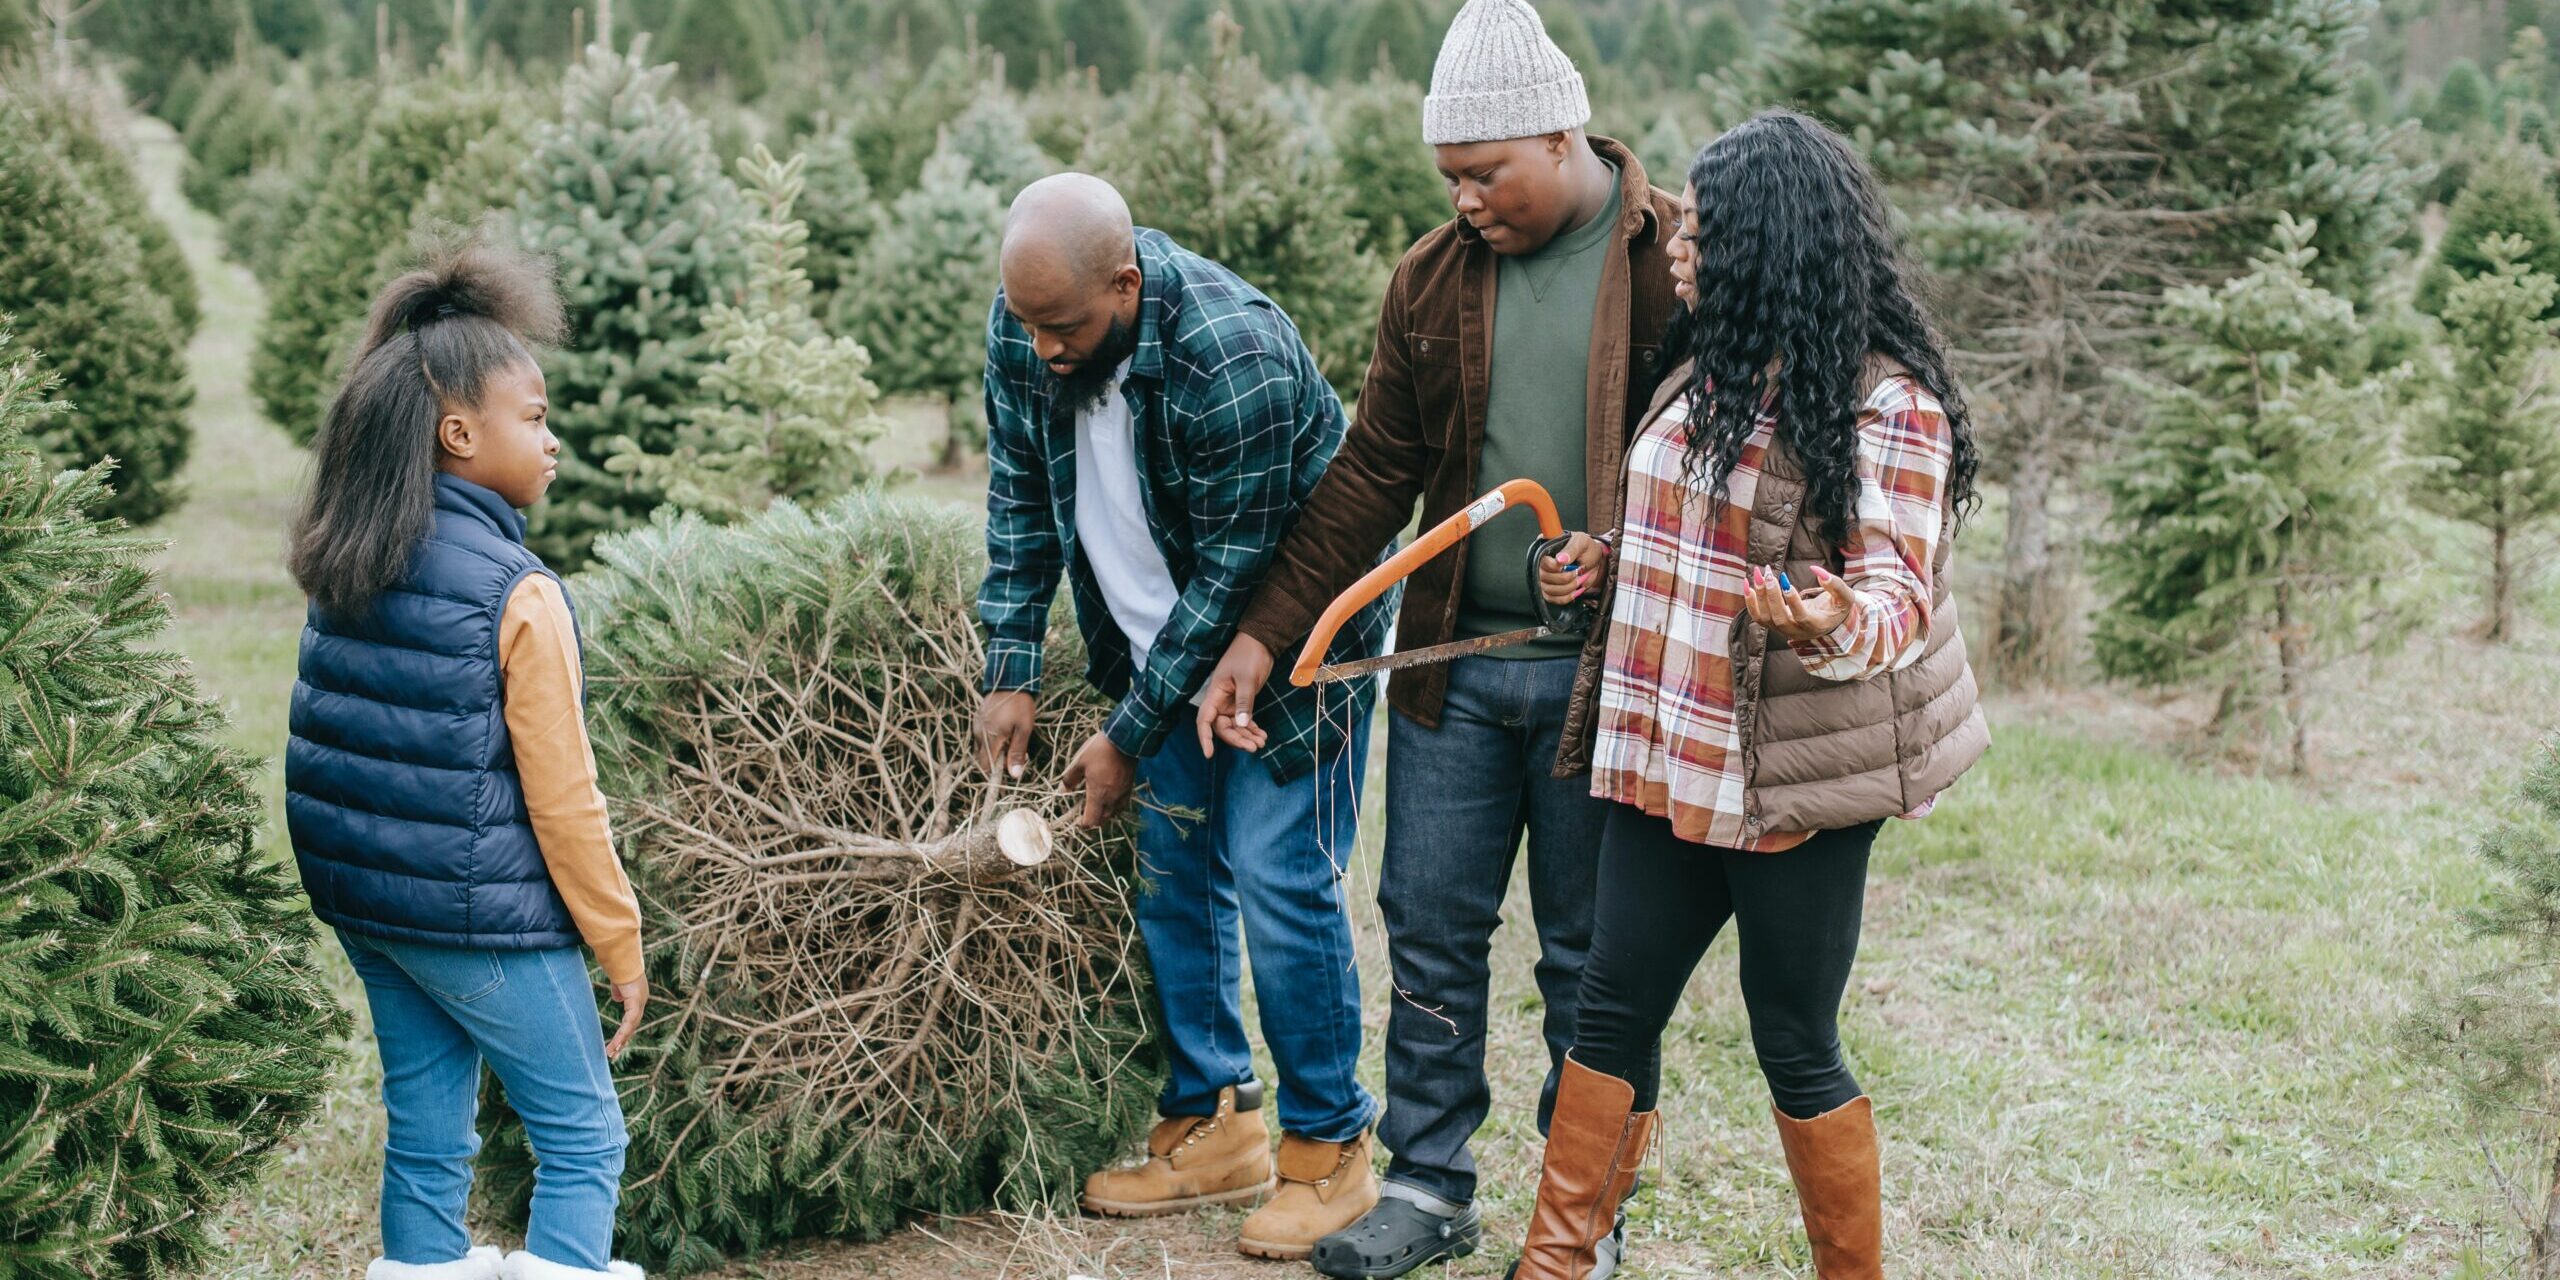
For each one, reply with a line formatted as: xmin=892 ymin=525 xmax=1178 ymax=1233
xmin=1780 ymin=573 xmax=1794 ymax=592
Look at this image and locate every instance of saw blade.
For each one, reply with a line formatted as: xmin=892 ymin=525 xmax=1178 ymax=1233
xmin=1303 ymin=625 xmax=1554 ymax=684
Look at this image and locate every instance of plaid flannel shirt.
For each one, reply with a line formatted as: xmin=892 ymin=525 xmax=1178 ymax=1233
xmin=1588 ymin=374 xmax=1953 ymax=850
xmin=978 ymin=229 xmax=1395 ymax=781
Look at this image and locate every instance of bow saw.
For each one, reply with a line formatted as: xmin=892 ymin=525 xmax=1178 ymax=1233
xmin=1290 ymin=478 xmax=1600 ymax=687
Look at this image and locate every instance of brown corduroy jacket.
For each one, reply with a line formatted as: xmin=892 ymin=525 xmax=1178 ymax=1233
xmin=1555 ymin=361 xmax=1991 ymax=836
xmin=1232 ymin=136 xmax=1684 ymax=730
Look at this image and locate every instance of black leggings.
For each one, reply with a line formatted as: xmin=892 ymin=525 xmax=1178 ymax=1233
xmin=1570 ymin=805 xmax=1881 ymax=1119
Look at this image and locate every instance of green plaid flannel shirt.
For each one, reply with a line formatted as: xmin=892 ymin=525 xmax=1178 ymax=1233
xmin=977 ymin=229 xmax=1395 ymax=781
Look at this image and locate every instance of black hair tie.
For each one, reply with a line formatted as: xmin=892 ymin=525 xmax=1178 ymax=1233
xmin=407 ymin=302 xmax=461 ymax=337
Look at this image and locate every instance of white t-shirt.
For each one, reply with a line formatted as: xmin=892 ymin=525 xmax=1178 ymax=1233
xmin=1072 ymin=360 xmax=1188 ymax=691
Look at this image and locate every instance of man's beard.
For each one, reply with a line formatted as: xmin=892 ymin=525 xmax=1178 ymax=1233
xmin=1043 ymin=315 xmax=1140 ymax=414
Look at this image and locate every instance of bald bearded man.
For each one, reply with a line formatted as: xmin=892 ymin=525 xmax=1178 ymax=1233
xmin=970 ymin=174 xmax=1397 ymax=1261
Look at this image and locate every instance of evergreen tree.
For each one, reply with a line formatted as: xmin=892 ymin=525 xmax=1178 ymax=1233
xmin=1090 ymin=16 xmax=1387 ymax=395
xmin=1637 ymin=107 xmax=1697 ymax=192
xmin=609 ymin=147 xmax=890 ymax=521
xmin=794 ymin=115 xmax=878 ymax=303
xmin=843 ymin=44 xmax=997 ymax=198
xmin=1538 ymin=1 xmax=1602 ymax=79
xmin=2405 ymin=737 xmax=2560 ymax=1280
xmin=482 ymin=0 xmax=590 ymax=63
xmin=0 ymin=0 xmax=31 ymax=54
xmin=0 ymin=95 xmax=192 ymax=526
xmin=251 ymin=78 xmax=513 ymax=446
xmin=2500 ymin=26 xmax=2553 ymax=145
xmin=1292 ymin=0 xmax=1352 ymax=77
xmin=177 ymin=53 xmax=293 ymax=216
xmin=0 ymin=325 xmax=349 ymax=1277
xmin=2414 ymin=233 xmax=2560 ymax=642
xmin=2349 ymin=67 xmax=2393 ymax=126
xmin=665 ymin=0 xmax=788 ymax=98
xmin=90 ymin=0 xmax=243 ymax=117
xmin=979 ymin=0 xmax=1064 ymax=89
xmin=768 ymin=0 xmax=818 ymax=40
xmin=333 ymin=0 xmax=451 ymax=66
xmin=508 ymin=37 xmax=751 ymax=568
xmin=477 ymin=492 xmax=1153 ymax=1272
xmin=1329 ymin=71 xmax=1450 ymax=259
xmin=250 ymin=0 xmax=329 ymax=56
xmin=1058 ymin=0 xmax=1143 ymax=92
xmin=410 ymin=87 xmax=544 ymax=232
xmin=1626 ymin=0 xmax=1692 ymax=87
xmin=2418 ymin=148 xmax=2560 ymax=320
xmin=945 ymin=92 xmax=1054 ymax=199
xmin=754 ymin=39 xmax=846 ymax=141
xmin=1163 ymin=0 xmax=1295 ymax=76
xmin=1695 ymin=1 xmax=1752 ymax=76
xmin=1021 ymin=66 xmax=1109 ymax=163
xmin=190 ymin=71 xmax=381 ymax=285
xmin=2403 ymin=81 xmax=2439 ymax=130
xmin=2093 ymin=217 xmax=2407 ymax=774
xmin=2430 ymin=58 xmax=2495 ymax=133
xmin=219 ymin=95 xmax=379 ymax=284
xmin=871 ymin=0 xmax=959 ymax=67
xmin=845 ymin=143 xmax=1003 ymax=468
xmin=810 ymin=0 xmax=872 ymax=45
xmin=1768 ymin=0 xmax=2420 ymax=683
xmin=1330 ymin=0 xmax=1433 ymax=82
xmin=19 ymin=78 xmax=200 ymax=341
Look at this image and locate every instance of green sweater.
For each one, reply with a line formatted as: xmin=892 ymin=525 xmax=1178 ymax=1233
xmin=1456 ymin=163 xmax=1620 ymax=658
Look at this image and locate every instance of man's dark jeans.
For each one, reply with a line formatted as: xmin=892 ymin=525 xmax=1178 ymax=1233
xmin=1375 ymin=653 xmax=1610 ymax=1206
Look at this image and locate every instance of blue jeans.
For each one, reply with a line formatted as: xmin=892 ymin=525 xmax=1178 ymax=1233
xmin=337 ymin=929 xmax=628 ymax=1270
xmin=1133 ymin=709 xmax=1374 ymax=1141
xmin=1375 ymin=655 xmax=1609 ymax=1206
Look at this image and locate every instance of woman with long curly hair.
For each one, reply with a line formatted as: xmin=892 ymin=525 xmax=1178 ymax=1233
xmin=1509 ymin=109 xmax=1991 ymax=1279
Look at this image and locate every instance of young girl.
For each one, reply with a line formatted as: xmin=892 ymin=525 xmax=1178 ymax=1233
xmin=284 ymin=242 xmax=650 ymax=1280
xmin=1518 ymin=110 xmax=1990 ymax=1279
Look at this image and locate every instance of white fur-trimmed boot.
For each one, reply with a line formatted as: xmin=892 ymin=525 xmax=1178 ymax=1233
xmin=500 ymin=1249 xmax=645 ymax=1280
xmin=367 ymin=1245 xmax=504 ymax=1279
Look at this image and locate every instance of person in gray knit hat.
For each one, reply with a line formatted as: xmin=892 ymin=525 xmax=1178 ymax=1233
xmin=1197 ymin=1 xmax=1684 ymax=1276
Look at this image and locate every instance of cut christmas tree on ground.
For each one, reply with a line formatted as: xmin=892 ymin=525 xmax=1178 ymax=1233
xmin=473 ymin=494 xmax=1159 ymax=1273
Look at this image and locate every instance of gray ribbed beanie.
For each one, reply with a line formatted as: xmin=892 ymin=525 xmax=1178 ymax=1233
xmin=1422 ymin=0 xmax=1592 ymax=146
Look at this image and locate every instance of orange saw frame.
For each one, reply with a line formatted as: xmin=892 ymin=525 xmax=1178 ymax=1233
xmin=1288 ymin=478 xmax=1596 ymax=688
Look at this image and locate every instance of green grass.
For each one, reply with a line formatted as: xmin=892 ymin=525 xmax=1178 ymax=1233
xmin=123 ymin=109 xmax=2539 ymax=1277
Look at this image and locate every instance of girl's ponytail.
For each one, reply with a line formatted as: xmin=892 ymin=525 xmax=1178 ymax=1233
xmin=289 ymin=236 xmax=565 ymax=619
xmin=354 ymin=237 xmax=566 ymax=368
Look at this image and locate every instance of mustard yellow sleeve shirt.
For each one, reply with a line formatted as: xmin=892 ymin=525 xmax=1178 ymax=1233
xmin=498 ymin=574 xmax=644 ymax=985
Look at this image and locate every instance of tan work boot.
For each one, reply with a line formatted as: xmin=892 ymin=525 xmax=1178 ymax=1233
xmin=1081 ymin=1083 xmax=1275 ymax=1217
xmin=1238 ymin=1130 xmax=1380 ymax=1261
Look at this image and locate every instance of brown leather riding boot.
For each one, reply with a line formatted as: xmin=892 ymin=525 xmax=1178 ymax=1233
xmin=1080 ymin=1083 xmax=1274 ymax=1217
xmin=1237 ymin=1129 xmax=1379 ymax=1260
xmin=1773 ymin=1096 xmax=1883 ymax=1279
xmin=1511 ymin=1055 xmax=1658 ymax=1280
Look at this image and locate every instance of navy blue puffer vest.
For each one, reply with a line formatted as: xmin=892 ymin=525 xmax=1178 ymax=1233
xmin=286 ymin=473 xmax=580 ymax=950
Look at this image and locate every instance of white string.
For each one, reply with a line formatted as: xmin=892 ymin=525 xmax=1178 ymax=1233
xmin=1311 ymin=657 xmax=1459 ymax=1036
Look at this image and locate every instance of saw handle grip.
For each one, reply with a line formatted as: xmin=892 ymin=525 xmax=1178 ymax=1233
xmin=1529 ymin=532 xmax=1601 ymax=640
xmin=1288 ymin=478 xmax=1569 ymax=688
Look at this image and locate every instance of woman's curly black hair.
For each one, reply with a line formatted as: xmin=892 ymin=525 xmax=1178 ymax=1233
xmin=1657 ymin=109 xmax=1980 ymax=543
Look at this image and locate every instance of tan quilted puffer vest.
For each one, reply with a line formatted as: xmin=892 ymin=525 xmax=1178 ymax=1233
xmin=1555 ymin=360 xmax=1990 ymax=838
